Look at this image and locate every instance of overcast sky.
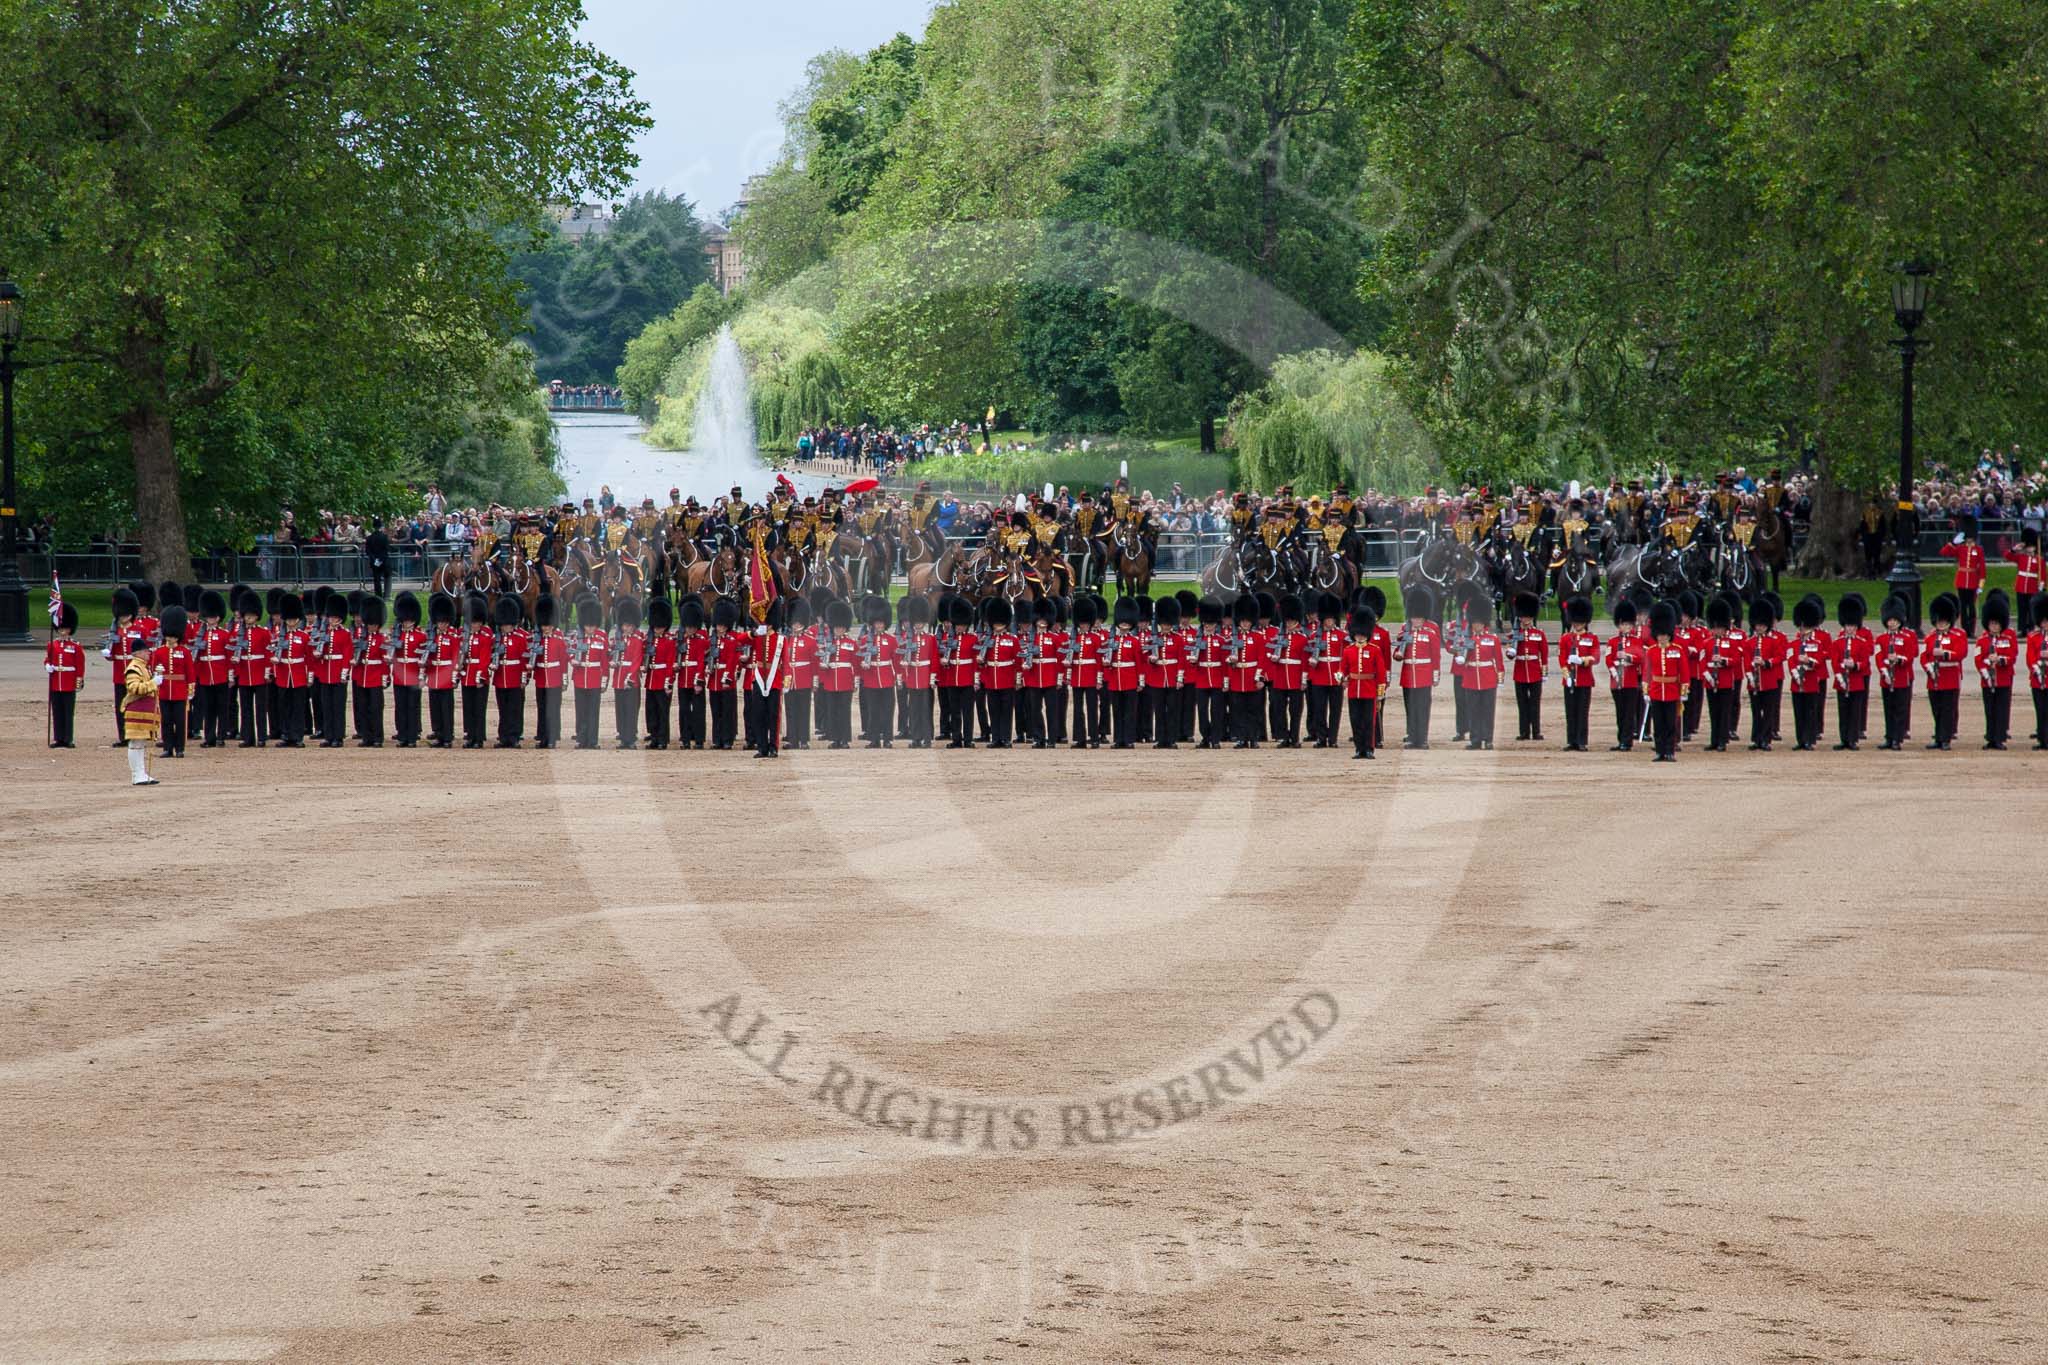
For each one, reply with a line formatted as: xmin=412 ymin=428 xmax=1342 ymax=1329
xmin=578 ymin=0 xmax=937 ymax=216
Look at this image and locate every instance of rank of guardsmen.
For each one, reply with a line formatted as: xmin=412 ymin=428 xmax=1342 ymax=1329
xmin=60 ymin=571 xmax=2048 ymax=785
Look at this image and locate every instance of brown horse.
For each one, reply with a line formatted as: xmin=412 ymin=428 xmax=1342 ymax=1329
xmin=429 ymin=543 xmax=492 ymax=602
xmin=687 ymin=546 xmax=742 ymax=616
xmin=594 ymin=552 xmax=644 ymax=624
xmin=1753 ymin=501 xmax=1791 ymax=591
xmin=1111 ymin=521 xmax=1152 ymax=601
xmin=490 ymin=547 xmax=557 ymax=625
xmin=909 ymin=542 xmax=969 ymax=603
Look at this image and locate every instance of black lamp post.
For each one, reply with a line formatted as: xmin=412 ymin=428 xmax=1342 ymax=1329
xmin=1886 ymin=261 xmax=1933 ymax=630
xmin=0 ymin=280 xmax=28 ymax=645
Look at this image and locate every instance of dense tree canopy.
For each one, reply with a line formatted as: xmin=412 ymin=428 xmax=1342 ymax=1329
xmin=0 ymin=0 xmax=644 ymax=575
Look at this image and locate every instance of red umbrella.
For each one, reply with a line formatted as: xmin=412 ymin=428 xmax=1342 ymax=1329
xmin=843 ymin=477 xmax=880 ymax=494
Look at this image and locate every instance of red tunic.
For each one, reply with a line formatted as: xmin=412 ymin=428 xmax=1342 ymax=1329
xmin=2028 ymin=629 xmax=2048 ymax=690
xmin=1394 ymin=620 xmax=1440 ymax=689
xmin=1342 ymin=639 xmax=1387 ymax=699
xmin=783 ymin=629 xmax=816 ymax=690
xmin=426 ymin=628 xmax=462 ymax=691
xmin=1605 ymin=631 xmax=1645 ymax=690
xmin=1026 ymin=629 xmax=1066 ymax=689
xmin=1510 ymin=626 xmax=1549 ymax=685
xmin=817 ymin=633 xmax=857 ymax=693
xmin=1068 ymin=628 xmax=1105 ymax=690
xmin=1976 ymin=629 xmax=2019 ymax=689
xmin=1307 ymin=626 xmax=1345 ymax=688
xmin=1456 ymin=630 xmax=1505 ymax=690
xmin=1142 ymin=628 xmax=1181 ymax=691
xmin=353 ymin=629 xmax=390 ymax=690
xmin=1105 ymin=631 xmax=1145 ymax=692
xmin=391 ymin=627 xmax=427 ymax=688
xmin=937 ymin=630 xmax=978 ymax=689
xmin=1701 ymin=633 xmax=1746 ymax=691
xmin=1270 ymin=628 xmax=1309 ymax=691
xmin=608 ymin=630 xmax=646 ymax=690
xmin=2011 ymin=548 xmax=2044 ymax=598
xmin=533 ymin=631 xmax=570 ymax=691
xmin=857 ymin=629 xmax=899 ymax=689
xmin=1940 ymin=539 xmax=1986 ymax=590
xmin=275 ymin=630 xmax=313 ymax=690
xmin=643 ymin=633 xmax=678 ymax=692
xmin=146 ymin=642 xmax=195 ymax=701
xmin=1920 ymin=626 xmax=1967 ymax=691
xmin=1189 ymin=631 xmax=1226 ymax=690
xmin=1786 ymin=633 xmax=1830 ymax=694
xmin=1830 ymin=627 xmax=1874 ymax=693
xmin=195 ymin=626 xmax=233 ymax=687
xmin=708 ymin=632 xmax=747 ymax=691
xmin=1643 ymin=642 xmax=1690 ymax=703
xmin=46 ymin=638 xmax=86 ymax=693
xmin=981 ymin=630 xmax=1023 ymax=689
xmin=570 ymin=628 xmax=610 ymax=691
xmin=460 ymin=626 xmax=494 ymax=688
xmin=1874 ymin=628 xmax=1919 ymax=691
xmin=900 ymin=629 xmax=938 ymax=690
xmin=313 ymin=625 xmax=353 ymax=687
xmin=490 ymin=627 xmax=531 ymax=689
xmin=1225 ymin=629 xmax=1267 ymax=694
xmin=1745 ymin=629 xmax=1788 ymax=689
xmin=1556 ymin=629 xmax=1598 ymax=689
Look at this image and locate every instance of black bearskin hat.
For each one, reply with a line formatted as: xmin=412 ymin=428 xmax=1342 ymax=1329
xmin=950 ymin=595 xmax=975 ymax=628
xmin=984 ymin=597 xmax=1013 ymax=628
xmin=1134 ymin=594 xmax=1154 ymax=623
xmin=786 ymin=597 xmax=812 ymax=628
xmin=808 ymin=585 xmax=835 ymax=617
xmin=1566 ymin=595 xmax=1592 ymax=627
xmin=1199 ymin=596 xmax=1224 ymax=627
xmin=1404 ymin=586 xmax=1435 ymax=621
xmin=182 ymin=583 xmax=203 ymax=613
xmin=1034 ymin=596 xmax=1056 ymax=624
xmin=1677 ymin=589 xmax=1701 ymax=620
xmin=574 ymin=595 xmax=601 ymax=630
xmin=1705 ymin=596 xmax=1733 ymax=630
xmin=1837 ymin=592 xmax=1865 ymax=628
xmin=1982 ymin=588 xmax=2010 ymax=629
xmin=1231 ymin=594 xmax=1258 ymax=625
xmin=1255 ymin=591 xmax=1278 ymax=623
xmin=679 ymin=597 xmax=706 ymax=630
xmin=1112 ymin=597 xmax=1140 ymax=628
xmin=1747 ymin=597 xmax=1775 ymax=630
xmin=1612 ymin=597 xmax=1638 ymax=627
xmin=1929 ymin=592 xmax=1957 ymax=625
xmin=157 ymin=581 xmax=181 ymax=613
xmin=265 ymin=585 xmax=284 ymax=615
xmin=1051 ymin=596 xmax=1070 ymax=625
xmin=647 ymin=596 xmax=674 ymax=632
xmin=130 ymin=580 xmax=155 ymax=611
xmin=280 ymin=591 xmax=305 ymax=621
xmin=616 ymin=597 xmax=644 ymax=630
xmin=345 ymin=589 xmax=365 ymax=617
xmin=1513 ymin=591 xmax=1540 ymax=621
xmin=325 ymin=590 xmax=350 ymax=619
xmin=158 ymin=604 xmax=188 ymax=640
xmin=112 ymin=586 xmax=140 ymax=619
xmin=430 ymin=594 xmax=456 ymax=626
xmin=535 ymin=595 xmax=557 ymax=628
xmin=1466 ymin=592 xmax=1494 ymax=627
xmin=238 ymin=589 xmax=264 ymax=617
xmin=1350 ymin=606 xmax=1377 ymax=637
xmin=395 ymin=591 xmax=422 ymax=625
xmin=713 ymin=598 xmax=740 ymax=630
xmin=1792 ymin=597 xmax=1822 ymax=630
xmin=1956 ymin=511 xmax=1979 ymax=538
xmin=902 ymin=595 xmax=931 ymax=627
xmin=1279 ymin=593 xmax=1305 ymax=624
xmin=825 ymin=599 xmax=852 ymax=630
xmin=1176 ymin=589 xmax=1199 ymax=618
xmin=1155 ymin=594 xmax=1181 ymax=628
xmin=491 ymin=595 xmax=519 ymax=628
xmin=1879 ymin=594 xmax=1908 ymax=627
xmin=59 ymin=601 xmax=79 ymax=632
xmin=1648 ymin=599 xmax=1678 ymax=640
xmin=1763 ymin=590 xmax=1785 ymax=621
xmin=362 ymin=596 xmax=387 ymax=628
xmin=1073 ymin=596 xmax=1098 ymax=627
xmin=862 ymin=594 xmax=890 ymax=625
xmin=1317 ymin=592 xmax=1342 ymax=622
xmin=198 ymin=588 xmax=226 ymax=619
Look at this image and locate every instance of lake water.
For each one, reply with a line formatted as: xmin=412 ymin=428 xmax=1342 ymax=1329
xmin=551 ymin=412 xmax=828 ymax=506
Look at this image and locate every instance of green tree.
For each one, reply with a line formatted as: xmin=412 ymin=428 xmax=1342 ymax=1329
xmin=617 ymin=283 xmax=737 ymax=413
xmin=0 ymin=0 xmax=644 ymax=580
xmin=808 ymin=34 xmax=923 ymax=216
xmin=731 ymin=159 xmax=845 ymax=295
xmin=522 ymin=192 xmax=709 ymax=384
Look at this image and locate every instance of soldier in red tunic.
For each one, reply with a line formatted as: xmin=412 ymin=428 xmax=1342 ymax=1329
xmin=675 ymin=597 xmax=709 ymax=749
xmin=1786 ymin=597 xmax=1832 ymax=750
xmin=355 ymin=595 xmax=389 ymax=747
xmin=1392 ymin=588 xmax=1439 ymax=749
xmin=979 ymin=597 xmax=1023 ymax=748
xmin=1454 ymin=593 xmax=1505 ymax=750
xmin=1939 ymin=512 xmax=1986 ymax=633
xmin=2010 ymin=529 xmax=2043 ymax=633
xmin=313 ymin=592 xmax=353 ymax=748
xmin=898 ymin=597 xmax=937 ymax=748
xmin=147 ymin=603 xmax=196 ymax=758
xmin=570 ymin=595 xmax=609 ymax=750
xmin=707 ymin=599 xmax=747 ymax=749
xmin=817 ymin=598 xmax=856 ymax=748
xmin=389 ymin=592 xmax=426 ymax=748
xmin=1744 ymin=598 xmax=1787 ymax=751
xmin=424 ymin=594 xmax=461 ymax=748
xmin=1188 ymin=596 xmax=1227 ymax=748
xmin=233 ymin=590 xmax=273 ymax=746
xmin=1268 ymin=595 xmax=1310 ymax=748
xmin=1643 ymin=600 xmax=1690 ymax=761
xmin=45 ymin=601 xmax=84 ymax=747
xmin=457 ymin=592 xmax=493 ymax=749
xmin=1342 ymin=605 xmax=1385 ymax=759
xmin=1873 ymin=594 xmax=1918 ymax=750
xmin=778 ymin=598 xmax=814 ymax=750
xmin=192 ymin=589 xmax=233 ymax=747
xmin=1605 ymin=598 xmax=1646 ymax=751
xmin=1921 ymin=591 xmax=1967 ymax=749
xmin=608 ymin=598 xmax=645 ymax=750
xmin=1307 ymin=593 xmax=1346 ymax=748
xmin=1830 ymin=593 xmax=1874 ymax=750
xmin=641 ymin=596 xmax=677 ymax=749
xmin=1557 ymin=595 xmax=1598 ymax=751
xmin=2028 ymin=592 xmax=2048 ymax=749
xmin=1105 ymin=597 xmax=1145 ymax=749
xmin=1146 ymin=595 xmax=1184 ymax=750
xmin=1068 ymin=596 xmax=1106 ymax=749
xmin=1699 ymin=596 xmax=1743 ymax=751
xmin=857 ymin=594 xmax=899 ymax=748
xmin=102 ymin=585 xmax=149 ymax=745
xmin=1508 ymin=591 xmax=1547 ymax=742
xmin=489 ymin=595 xmax=530 ymax=748
xmin=746 ymin=602 xmax=788 ymax=759
xmin=1974 ymin=589 xmax=2018 ymax=750
xmin=1224 ymin=594 xmax=1267 ymax=748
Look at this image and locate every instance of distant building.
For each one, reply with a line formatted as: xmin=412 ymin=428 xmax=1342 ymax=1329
xmin=546 ymin=202 xmax=617 ymax=243
xmin=702 ymin=177 xmax=768 ymax=295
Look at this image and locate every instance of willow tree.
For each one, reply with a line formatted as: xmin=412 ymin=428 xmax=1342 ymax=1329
xmin=0 ymin=0 xmax=644 ymax=578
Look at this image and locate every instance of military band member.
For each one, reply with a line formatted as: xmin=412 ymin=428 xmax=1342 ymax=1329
xmin=1605 ymin=598 xmax=1645 ymax=751
xmin=1392 ymin=589 xmax=1438 ymax=749
xmin=1644 ymin=600 xmax=1689 ymax=762
xmin=1744 ymin=598 xmax=1786 ymax=751
xmin=818 ymin=598 xmax=857 ymax=748
xmin=1974 ymin=589 xmax=2017 ymax=750
xmin=103 ymin=585 xmax=150 ymax=744
xmin=270 ymin=597 xmax=308 ymax=748
xmin=452 ymin=593 xmax=488 ymax=748
xmin=1455 ymin=593 xmax=1504 ymax=750
xmin=857 ymin=594 xmax=898 ymax=748
xmin=1343 ymin=607 xmax=1385 ymax=760
xmin=1106 ymin=597 xmax=1144 ymax=749
xmin=147 ymin=603 xmax=195 ymax=758
xmin=390 ymin=592 xmax=425 ymax=747
xmin=120 ymin=620 xmax=162 ymax=785
xmin=354 ymin=596 xmax=389 ymax=746
xmin=2011 ymin=529 xmax=2043 ymax=633
xmin=570 ymin=595 xmax=608 ymax=749
xmin=2028 ymin=594 xmax=2048 ymax=749
xmin=1874 ymin=594 xmax=1917 ymax=750
xmin=1786 ymin=598 xmax=1831 ymax=750
xmin=45 ymin=602 xmax=84 ymax=747
xmin=609 ymin=598 xmax=645 ymax=750
xmin=1921 ymin=592 xmax=1966 ymax=750
xmin=676 ymin=598 xmax=709 ymax=748
xmin=1557 ymin=596 xmax=1598 ymax=751
xmin=899 ymin=597 xmax=937 ymax=748
xmin=642 ymin=597 xmax=677 ymax=749
xmin=1187 ymin=596 xmax=1224 ymax=748
xmin=1068 ymin=596 xmax=1106 ymax=749
xmin=1830 ymin=594 xmax=1873 ymax=750
xmin=1147 ymin=594 xmax=1184 ymax=750
xmin=1939 ymin=514 xmax=1985 ymax=634
xmin=1306 ymin=593 xmax=1345 ymax=748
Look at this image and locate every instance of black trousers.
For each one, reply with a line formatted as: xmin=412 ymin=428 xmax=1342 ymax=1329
xmin=350 ymin=680 xmax=366 ymax=739
xmin=1881 ymin=686 xmax=1911 ymax=746
xmin=1562 ymin=683 xmax=1591 ymax=749
xmin=370 ymin=562 xmax=391 ymax=598
xmin=1109 ymin=689 xmax=1139 ymax=746
xmin=1230 ymin=690 xmax=1262 ymax=743
xmin=1513 ymin=680 xmax=1542 ymax=739
xmin=1791 ymin=690 xmax=1825 ymax=747
xmin=494 ymin=686 xmax=525 ymax=745
xmin=710 ymin=689 xmax=739 ymax=747
xmin=356 ymin=685 xmax=385 ymax=745
xmin=1047 ymin=686 xmax=1069 ymax=744
xmin=859 ymin=687 xmax=894 ymax=744
xmin=1834 ymin=689 xmax=1862 ymax=746
xmin=903 ymin=686 xmax=933 ymax=743
xmin=429 ymin=688 xmax=456 ymax=745
xmin=574 ymin=687 xmax=602 ymax=748
xmin=49 ymin=689 xmax=75 ymax=745
xmin=1708 ymin=688 xmax=1738 ymax=749
xmin=201 ymin=682 xmax=234 ymax=743
xmin=1273 ymin=689 xmax=1303 ymax=744
xmin=534 ymin=687 xmax=560 ymax=747
xmin=1020 ymin=686 xmax=1047 ymax=742
xmin=1072 ymin=686 xmax=1102 ymax=745
xmin=1748 ymin=687 xmax=1781 ymax=746
xmin=1307 ymin=684 xmax=1335 ymax=743
xmin=2031 ymin=687 xmax=2048 ymax=744
xmin=1929 ymin=687 xmax=1959 ymax=746
xmin=1651 ymin=698 xmax=1680 ymax=758
xmin=112 ymin=683 xmax=127 ymax=743
xmin=1348 ymin=696 xmax=1376 ymax=756
xmin=746 ymin=688 xmax=779 ymax=755
xmin=986 ymin=689 xmax=1015 ymax=746
xmin=394 ymin=684 xmax=421 ymax=745
xmin=461 ymin=684 xmax=489 ymax=745
xmin=1136 ymin=685 xmax=1152 ymax=742
xmin=1403 ymin=686 xmax=1431 ymax=747
xmin=614 ymin=686 xmax=641 ymax=747
xmin=1178 ymin=686 xmax=1195 ymax=742
xmin=1957 ymin=588 xmax=1978 ymax=636
xmin=1196 ymin=690 xmax=1226 ymax=745
xmin=2018 ymin=595 xmax=2037 ymax=635
xmin=1466 ymin=686 xmax=1496 ymax=745
xmin=782 ymin=688 xmax=809 ymax=748
xmin=277 ymin=687 xmax=308 ymax=744
xmin=820 ymin=690 xmax=853 ymax=744
xmin=1451 ymin=679 xmax=1469 ymax=738
xmin=1612 ymin=687 xmax=1643 ymax=749
xmin=676 ymin=687 xmax=704 ymax=747
xmin=645 ymin=688 xmax=671 ymax=747
xmin=314 ymin=680 xmax=345 ymax=743
xmin=1682 ymin=681 xmax=1705 ymax=738
xmin=1982 ymin=685 xmax=2011 ymax=746
xmin=1151 ymin=688 xmax=1178 ymax=746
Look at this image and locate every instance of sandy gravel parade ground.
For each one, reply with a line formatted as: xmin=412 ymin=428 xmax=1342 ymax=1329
xmin=4 ymin=644 xmax=2045 ymax=1363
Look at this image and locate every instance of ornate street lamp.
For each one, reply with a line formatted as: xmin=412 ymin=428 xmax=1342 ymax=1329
xmin=1886 ymin=261 xmax=1934 ymax=630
